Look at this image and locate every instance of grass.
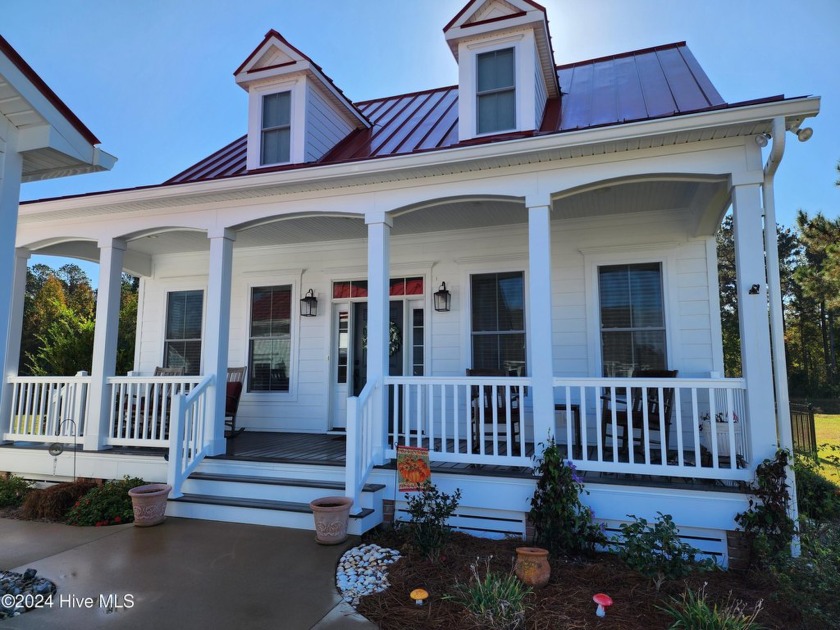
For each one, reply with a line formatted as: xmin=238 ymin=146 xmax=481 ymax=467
xmin=814 ymin=414 xmax=840 ymax=486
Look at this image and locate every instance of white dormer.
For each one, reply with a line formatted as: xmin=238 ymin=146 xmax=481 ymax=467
xmin=234 ymin=30 xmax=369 ymax=170
xmin=444 ymin=0 xmax=560 ymax=142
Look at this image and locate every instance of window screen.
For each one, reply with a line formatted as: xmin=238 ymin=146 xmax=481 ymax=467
xmin=164 ymin=290 xmax=203 ymax=375
xmin=261 ymin=92 xmax=291 ymax=165
xmin=477 ymin=48 xmax=515 ymax=134
xmin=249 ymin=285 xmax=292 ymax=392
xmin=599 ymin=263 xmax=666 ymax=376
xmin=471 ymin=272 xmax=526 ymax=374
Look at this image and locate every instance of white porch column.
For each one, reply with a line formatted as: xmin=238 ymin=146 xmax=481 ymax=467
xmin=526 ymin=194 xmax=555 ymax=448
xmin=0 ymin=248 xmax=30 ymax=435
xmin=205 ymin=228 xmax=235 ymax=456
xmin=84 ymin=238 xmax=126 ymax=450
xmin=0 ymin=129 xmax=25 ymax=437
xmin=732 ymin=184 xmax=776 ymax=466
xmin=365 ymin=210 xmax=392 ymax=464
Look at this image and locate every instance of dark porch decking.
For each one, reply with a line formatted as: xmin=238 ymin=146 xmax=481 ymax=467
xmin=218 ymin=432 xmax=744 ymax=492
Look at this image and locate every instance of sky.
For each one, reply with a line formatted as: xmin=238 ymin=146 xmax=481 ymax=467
xmin=5 ymin=0 xmax=839 ymax=287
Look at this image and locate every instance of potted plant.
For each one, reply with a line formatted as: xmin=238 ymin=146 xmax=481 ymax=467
xmin=128 ymin=483 xmax=171 ymax=527
xmin=309 ymin=496 xmax=353 ymax=544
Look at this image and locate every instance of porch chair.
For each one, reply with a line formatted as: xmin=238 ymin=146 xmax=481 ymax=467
xmin=154 ymin=366 xmax=186 ymax=376
xmin=601 ymin=369 xmax=678 ymax=461
xmin=467 ymin=368 xmax=522 ymax=456
xmin=225 ymin=367 xmax=247 ymax=437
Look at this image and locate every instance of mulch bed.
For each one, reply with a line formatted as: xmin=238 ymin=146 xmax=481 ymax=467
xmin=357 ymin=529 xmax=802 ymax=629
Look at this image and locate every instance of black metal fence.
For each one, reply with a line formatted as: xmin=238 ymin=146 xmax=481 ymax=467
xmin=790 ymin=402 xmax=818 ymax=458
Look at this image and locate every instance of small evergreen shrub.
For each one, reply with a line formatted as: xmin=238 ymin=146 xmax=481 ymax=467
xmin=617 ymin=512 xmax=715 ymax=591
xmin=445 ymin=557 xmax=532 ymax=630
xmin=660 ymin=583 xmax=764 ymax=629
xmin=65 ymin=476 xmax=146 ymax=526
xmin=529 ymin=438 xmax=606 ymax=557
xmin=403 ymin=481 xmax=461 ymax=560
xmin=0 ymin=474 xmax=34 ymax=507
xmin=21 ymin=480 xmax=97 ymax=520
xmin=734 ymin=449 xmax=796 ymax=567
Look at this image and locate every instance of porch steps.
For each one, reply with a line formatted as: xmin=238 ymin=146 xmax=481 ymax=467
xmin=166 ymin=470 xmax=386 ymax=535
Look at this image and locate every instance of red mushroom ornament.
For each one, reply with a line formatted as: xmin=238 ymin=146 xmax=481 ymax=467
xmin=593 ymin=593 xmax=613 ymax=617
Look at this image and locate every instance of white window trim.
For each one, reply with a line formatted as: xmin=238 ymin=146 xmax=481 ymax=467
xmin=159 ymin=283 xmax=207 ymax=376
xmin=583 ymin=249 xmax=679 ymax=377
xmin=457 ymin=30 xmax=538 ymax=142
xmin=246 ymin=77 xmax=306 ymax=170
xmin=242 ymin=275 xmax=301 ymax=402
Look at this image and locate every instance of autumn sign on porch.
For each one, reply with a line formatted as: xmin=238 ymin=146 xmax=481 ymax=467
xmin=397 ymin=445 xmax=431 ymax=492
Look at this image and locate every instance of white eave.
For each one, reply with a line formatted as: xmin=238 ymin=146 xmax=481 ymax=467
xmin=19 ymin=96 xmax=820 ymax=222
xmin=0 ymin=42 xmax=116 ymax=183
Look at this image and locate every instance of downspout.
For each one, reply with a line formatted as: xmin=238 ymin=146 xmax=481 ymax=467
xmin=762 ymin=116 xmax=800 ymax=555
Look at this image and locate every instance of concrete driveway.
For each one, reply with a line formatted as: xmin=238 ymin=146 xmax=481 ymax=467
xmin=0 ymin=517 xmax=375 ymax=629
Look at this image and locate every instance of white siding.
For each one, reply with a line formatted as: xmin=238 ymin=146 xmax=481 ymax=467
xmin=534 ymin=42 xmax=547 ymax=127
xmin=304 ymin=83 xmax=354 ymax=162
xmin=134 ymin=209 xmax=716 ymax=433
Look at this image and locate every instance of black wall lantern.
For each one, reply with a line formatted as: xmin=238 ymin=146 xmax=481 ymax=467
xmin=433 ymin=282 xmax=451 ymax=312
xmin=300 ymin=289 xmax=318 ymax=317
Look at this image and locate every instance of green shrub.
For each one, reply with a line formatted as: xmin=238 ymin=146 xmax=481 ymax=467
xmin=735 ymin=449 xmax=796 ymax=567
xmin=617 ymin=512 xmax=715 ymax=591
xmin=768 ymin=519 xmax=840 ymax=628
xmin=403 ymin=481 xmax=461 ymax=560
xmin=65 ymin=476 xmax=146 ymax=526
xmin=793 ymin=453 xmax=840 ymax=521
xmin=445 ymin=557 xmax=532 ymax=630
xmin=21 ymin=480 xmax=97 ymax=520
xmin=0 ymin=474 xmax=34 ymax=507
xmin=529 ymin=438 xmax=606 ymax=557
xmin=660 ymin=583 xmax=764 ymax=629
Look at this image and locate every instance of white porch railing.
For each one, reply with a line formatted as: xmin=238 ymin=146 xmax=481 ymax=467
xmin=384 ymin=375 xmax=532 ymax=467
xmin=167 ymin=375 xmax=214 ymax=498
xmin=553 ymin=377 xmax=750 ymax=481
xmin=106 ymin=376 xmax=202 ymax=448
xmin=345 ymin=378 xmax=379 ymax=507
xmin=4 ymin=373 xmax=90 ymax=443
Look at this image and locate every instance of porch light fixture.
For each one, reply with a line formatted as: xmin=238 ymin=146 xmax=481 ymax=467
xmin=300 ymin=289 xmax=318 ymax=317
xmin=433 ymin=282 xmax=451 ymax=312
xmin=796 ymin=127 xmax=813 ymax=142
xmin=754 ymin=133 xmax=770 ymax=147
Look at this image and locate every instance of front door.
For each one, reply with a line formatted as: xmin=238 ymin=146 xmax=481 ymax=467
xmin=330 ymin=299 xmax=423 ymax=430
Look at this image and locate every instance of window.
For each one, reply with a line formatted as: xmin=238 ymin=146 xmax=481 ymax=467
xmin=471 ymin=272 xmax=526 ymax=374
xmin=249 ymin=285 xmax=292 ymax=392
xmin=476 ymin=48 xmax=515 ymax=134
xmin=164 ymin=290 xmax=203 ymax=375
xmin=599 ymin=263 xmax=666 ymax=376
xmin=260 ymin=91 xmax=291 ymax=165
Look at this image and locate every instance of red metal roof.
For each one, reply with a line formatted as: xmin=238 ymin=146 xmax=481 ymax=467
xmin=164 ymin=42 xmax=729 ymax=185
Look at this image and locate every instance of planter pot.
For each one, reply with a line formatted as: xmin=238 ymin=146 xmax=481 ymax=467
xmin=310 ymin=496 xmax=353 ymax=545
xmin=128 ymin=483 xmax=171 ymax=527
xmin=514 ymin=547 xmax=551 ymax=588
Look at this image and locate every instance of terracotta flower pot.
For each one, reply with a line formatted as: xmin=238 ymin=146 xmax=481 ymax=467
xmin=310 ymin=496 xmax=353 ymax=545
xmin=514 ymin=546 xmax=551 ymax=588
xmin=128 ymin=483 xmax=171 ymax=527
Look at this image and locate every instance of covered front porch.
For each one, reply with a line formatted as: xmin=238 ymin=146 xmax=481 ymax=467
xmin=3 ymin=162 xmax=781 ymax=512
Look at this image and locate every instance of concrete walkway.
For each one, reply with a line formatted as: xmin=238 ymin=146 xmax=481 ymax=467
xmin=0 ymin=517 xmax=376 ymax=629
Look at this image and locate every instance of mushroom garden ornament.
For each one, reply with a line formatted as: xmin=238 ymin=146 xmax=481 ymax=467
xmin=410 ymin=588 xmax=429 ymax=606
xmin=593 ymin=593 xmax=613 ymax=617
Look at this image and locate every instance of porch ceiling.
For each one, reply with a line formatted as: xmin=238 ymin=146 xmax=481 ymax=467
xmin=553 ymin=178 xmax=729 ymax=234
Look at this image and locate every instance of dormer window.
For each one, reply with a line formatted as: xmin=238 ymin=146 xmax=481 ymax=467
xmin=477 ymin=48 xmax=515 ymax=135
xmin=261 ymin=91 xmax=291 ymax=165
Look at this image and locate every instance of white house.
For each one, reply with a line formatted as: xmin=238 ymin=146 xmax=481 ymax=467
xmin=1 ymin=1 xmax=819 ymax=563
